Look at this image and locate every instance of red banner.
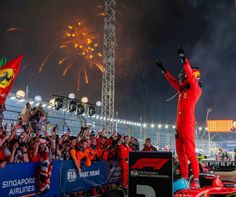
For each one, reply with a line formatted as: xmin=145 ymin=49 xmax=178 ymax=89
xmin=0 ymin=55 xmax=23 ymax=104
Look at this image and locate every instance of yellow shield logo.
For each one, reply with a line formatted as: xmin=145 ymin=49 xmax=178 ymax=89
xmin=0 ymin=68 xmax=14 ymax=88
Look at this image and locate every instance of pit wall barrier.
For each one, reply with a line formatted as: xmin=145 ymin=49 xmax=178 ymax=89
xmin=0 ymin=160 xmax=121 ymax=197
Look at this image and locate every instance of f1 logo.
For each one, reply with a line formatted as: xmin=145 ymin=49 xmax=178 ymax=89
xmin=131 ymin=158 xmax=169 ymax=170
xmin=137 ymin=185 xmax=156 ymax=197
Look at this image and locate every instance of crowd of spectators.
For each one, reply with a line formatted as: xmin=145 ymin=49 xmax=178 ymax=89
xmin=0 ymin=102 xmax=172 ymax=169
xmin=0 ymin=101 xmax=172 ymax=195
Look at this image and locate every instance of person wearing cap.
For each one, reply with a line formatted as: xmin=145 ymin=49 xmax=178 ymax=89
xmin=157 ymin=46 xmax=202 ymax=189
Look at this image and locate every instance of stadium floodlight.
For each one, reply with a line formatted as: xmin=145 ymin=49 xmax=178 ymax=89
xmin=68 ymin=93 xmax=75 ymax=99
xmin=199 ymin=127 xmax=202 ymax=131
xmin=143 ymin=123 xmax=147 ymax=128
xmin=77 ymin=104 xmax=84 ymax=115
xmin=158 ymin=124 xmax=162 ymax=128
xmin=68 ymin=100 xmax=77 ymax=112
xmin=88 ymin=106 xmax=96 ymax=116
xmin=205 ymin=127 xmax=208 ymax=131
xmin=81 ymin=97 xmax=88 ymax=103
xmin=16 ymin=90 xmax=25 ymax=99
xmin=34 ymin=95 xmax=42 ymax=103
xmin=165 ymin=125 xmax=169 ymax=129
xmin=172 ymin=125 xmax=176 ymax=129
xmin=110 ymin=118 xmax=114 ymax=122
xmin=100 ymin=116 xmax=103 ymax=120
xmin=96 ymin=101 xmax=102 ymax=107
xmin=151 ymin=124 xmax=155 ymax=128
xmin=54 ymin=97 xmax=63 ymax=110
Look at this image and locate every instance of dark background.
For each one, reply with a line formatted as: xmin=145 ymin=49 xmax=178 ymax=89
xmin=1 ymin=0 xmax=236 ymax=124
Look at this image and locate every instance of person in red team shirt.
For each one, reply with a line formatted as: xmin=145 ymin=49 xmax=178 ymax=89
xmin=142 ymin=138 xmax=157 ymax=151
xmin=119 ymin=135 xmax=132 ymax=189
xmin=157 ymin=46 xmax=202 ymax=189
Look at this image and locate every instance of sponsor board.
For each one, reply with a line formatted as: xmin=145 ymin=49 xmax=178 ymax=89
xmin=0 ymin=161 xmax=60 ymax=197
xmin=128 ymin=151 xmax=173 ymax=197
xmin=61 ymin=160 xmax=107 ymax=193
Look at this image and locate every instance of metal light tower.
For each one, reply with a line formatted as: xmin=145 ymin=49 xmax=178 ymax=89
xmin=101 ymin=0 xmax=116 ymax=128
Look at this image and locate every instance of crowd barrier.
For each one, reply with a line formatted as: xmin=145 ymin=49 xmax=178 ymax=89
xmin=0 ymin=160 xmax=121 ymax=197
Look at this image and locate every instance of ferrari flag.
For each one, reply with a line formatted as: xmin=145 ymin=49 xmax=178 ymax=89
xmin=0 ymin=55 xmax=23 ymax=104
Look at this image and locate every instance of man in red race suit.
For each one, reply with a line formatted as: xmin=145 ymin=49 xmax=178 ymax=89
xmin=157 ymin=46 xmax=202 ymax=189
xmin=119 ymin=135 xmax=132 ymax=189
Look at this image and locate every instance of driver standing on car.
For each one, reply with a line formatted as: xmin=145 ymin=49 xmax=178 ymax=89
xmin=157 ymin=46 xmax=202 ymax=189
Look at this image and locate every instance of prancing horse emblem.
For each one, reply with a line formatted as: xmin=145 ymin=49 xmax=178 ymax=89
xmin=0 ymin=68 xmax=14 ymax=88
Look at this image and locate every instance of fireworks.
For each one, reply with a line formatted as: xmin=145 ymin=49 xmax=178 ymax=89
xmin=60 ymin=21 xmax=105 ymax=90
xmin=39 ymin=20 xmax=105 ymax=91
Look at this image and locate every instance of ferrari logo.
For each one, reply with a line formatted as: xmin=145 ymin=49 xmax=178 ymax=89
xmin=0 ymin=68 xmax=14 ymax=88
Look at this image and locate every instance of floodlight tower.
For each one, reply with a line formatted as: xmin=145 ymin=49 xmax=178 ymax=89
xmin=101 ymin=0 xmax=116 ymax=129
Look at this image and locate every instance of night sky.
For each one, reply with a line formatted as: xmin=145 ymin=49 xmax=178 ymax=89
xmin=1 ymin=0 xmax=236 ymax=125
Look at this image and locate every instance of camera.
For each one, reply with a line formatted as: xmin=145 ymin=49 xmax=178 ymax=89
xmin=30 ymin=133 xmax=36 ymax=138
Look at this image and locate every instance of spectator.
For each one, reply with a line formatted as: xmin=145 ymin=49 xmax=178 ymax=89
xmin=142 ymin=138 xmax=157 ymax=151
xmin=118 ymin=135 xmax=132 ymax=190
xmin=0 ymin=132 xmax=10 ymax=168
xmin=0 ymin=103 xmax=6 ymax=124
xmin=130 ymin=137 xmax=140 ymax=151
xmin=164 ymin=143 xmax=170 ymax=151
xmin=10 ymin=142 xmax=29 ymax=163
xmin=30 ymin=104 xmax=46 ymax=132
xmin=69 ymin=136 xmax=81 ymax=174
xmin=76 ymin=139 xmax=91 ymax=168
xmin=20 ymin=102 xmax=31 ymax=125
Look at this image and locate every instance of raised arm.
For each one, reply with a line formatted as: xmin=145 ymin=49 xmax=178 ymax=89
xmin=177 ymin=46 xmax=198 ymax=86
xmin=156 ymin=59 xmax=181 ymax=92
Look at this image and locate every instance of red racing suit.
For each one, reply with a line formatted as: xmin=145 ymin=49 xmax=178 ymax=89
xmin=164 ymin=58 xmax=202 ymax=179
xmin=119 ymin=143 xmax=132 ymax=188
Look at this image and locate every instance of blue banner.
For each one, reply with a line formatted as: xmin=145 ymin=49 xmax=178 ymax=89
xmin=60 ymin=160 xmax=107 ymax=193
xmin=0 ymin=161 xmax=60 ymax=197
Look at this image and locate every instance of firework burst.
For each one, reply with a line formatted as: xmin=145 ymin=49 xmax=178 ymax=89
xmin=39 ymin=20 xmax=105 ymax=91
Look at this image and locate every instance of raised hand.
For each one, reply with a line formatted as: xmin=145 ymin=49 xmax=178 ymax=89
xmin=156 ymin=58 xmax=166 ymax=74
xmin=177 ymin=44 xmax=186 ymax=64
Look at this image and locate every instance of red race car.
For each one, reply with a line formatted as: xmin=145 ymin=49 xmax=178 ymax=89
xmin=174 ymin=162 xmax=236 ymax=197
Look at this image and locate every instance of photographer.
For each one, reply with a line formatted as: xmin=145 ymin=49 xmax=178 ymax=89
xmin=9 ymin=142 xmax=29 ymax=163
